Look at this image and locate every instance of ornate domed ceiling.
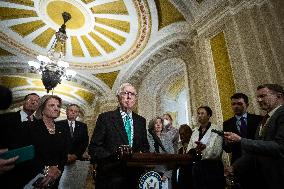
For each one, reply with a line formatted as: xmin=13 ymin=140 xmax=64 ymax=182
xmin=0 ymin=0 xmax=190 ymax=110
xmin=0 ymin=0 xmax=152 ymax=69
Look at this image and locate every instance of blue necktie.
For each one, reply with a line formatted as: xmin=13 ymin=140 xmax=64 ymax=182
xmin=124 ymin=115 xmax=132 ymax=146
xmin=239 ymin=117 xmax=247 ymax=137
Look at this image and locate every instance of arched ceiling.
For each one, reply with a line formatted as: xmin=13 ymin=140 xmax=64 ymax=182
xmin=0 ymin=0 xmax=202 ymax=111
xmin=0 ymin=0 xmax=152 ymax=69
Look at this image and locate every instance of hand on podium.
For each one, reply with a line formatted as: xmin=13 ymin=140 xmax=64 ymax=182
xmin=117 ymin=145 xmax=133 ymax=160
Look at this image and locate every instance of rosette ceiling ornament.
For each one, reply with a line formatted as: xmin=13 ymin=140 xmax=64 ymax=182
xmin=28 ymin=12 xmax=76 ymax=93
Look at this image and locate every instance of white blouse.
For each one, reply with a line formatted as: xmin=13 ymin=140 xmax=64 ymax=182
xmin=186 ymin=124 xmax=223 ymax=160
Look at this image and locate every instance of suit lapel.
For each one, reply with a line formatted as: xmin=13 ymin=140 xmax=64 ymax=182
xmin=131 ymin=113 xmax=139 ymax=147
xmin=247 ymin=114 xmax=255 ymax=138
xmin=231 ymin=117 xmax=240 ymax=135
xmin=112 ymin=108 xmax=129 ymax=144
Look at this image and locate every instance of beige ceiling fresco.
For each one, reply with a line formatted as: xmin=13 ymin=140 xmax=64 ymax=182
xmin=0 ymin=0 xmax=186 ymax=109
xmin=0 ymin=0 xmax=152 ymax=69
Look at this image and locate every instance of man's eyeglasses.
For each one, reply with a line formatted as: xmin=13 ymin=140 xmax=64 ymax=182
xmin=120 ymin=91 xmax=137 ymax=97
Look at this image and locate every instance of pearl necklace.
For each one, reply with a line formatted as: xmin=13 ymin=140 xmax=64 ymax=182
xmin=47 ymin=125 xmax=56 ymax=134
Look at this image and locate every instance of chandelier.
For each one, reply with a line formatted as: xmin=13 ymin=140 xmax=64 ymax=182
xmin=28 ymin=12 xmax=76 ymax=93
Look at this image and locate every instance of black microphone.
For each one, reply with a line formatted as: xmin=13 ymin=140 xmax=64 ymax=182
xmin=211 ymin=129 xmax=224 ymax=137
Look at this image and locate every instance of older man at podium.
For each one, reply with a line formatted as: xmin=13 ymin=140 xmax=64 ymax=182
xmin=89 ymin=83 xmax=149 ymax=189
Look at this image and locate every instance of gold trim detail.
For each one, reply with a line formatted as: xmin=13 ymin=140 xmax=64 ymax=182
xmin=89 ymin=32 xmax=115 ymax=53
xmin=71 ymin=36 xmax=85 ymax=57
xmin=81 ymin=35 xmax=101 ymax=57
xmin=95 ymin=71 xmax=119 ymax=89
xmin=47 ymin=1 xmax=85 ymax=30
xmin=95 ymin=26 xmax=126 ymax=45
xmin=5 ymin=0 xmax=34 ymax=7
xmin=0 ymin=8 xmax=37 ymax=20
xmin=32 ymin=28 xmax=56 ymax=48
xmin=10 ymin=20 xmax=45 ymax=37
xmin=91 ymin=0 xmax=129 ymax=15
xmin=96 ymin=18 xmax=130 ymax=33
xmin=154 ymin=0 xmax=186 ymax=30
xmin=0 ymin=47 xmax=14 ymax=56
xmin=0 ymin=76 xmax=29 ymax=88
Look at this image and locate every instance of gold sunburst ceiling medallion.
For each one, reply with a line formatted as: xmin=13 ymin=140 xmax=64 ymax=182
xmin=0 ymin=0 xmax=151 ymax=69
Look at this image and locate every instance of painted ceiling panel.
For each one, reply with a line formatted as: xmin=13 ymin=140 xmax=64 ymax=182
xmin=75 ymin=89 xmax=95 ymax=105
xmin=168 ymin=77 xmax=184 ymax=99
xmin=95 ymin=71 xmax=119 ymax=89
xmin=32 ymin=28 xmax=56 ymax=48
xmin=95 ymin=18 xmax=130 ymax=33
xmin=47 ymin=1 xmax=85 ymax=29
xmin=154 ymin=0 xmax=185 ymax=29
xmin=0 ymin=0 xmax=151 ymax=68
xmin=0 ymin=76 xmax=29 ymax=88
xmin=81 ymin=35 xmax=101 ymax=57
xmin=91 ymin=0 xmax=129 ymax=15
xmin=81 ymin=0 xmax=95 ymax=4
xmin=10 ymin=20 xmax=45 ymax=37
xmin=5 ymin=0 xmax=34 ymax=7
xmin=71 ymin=36 xmax=85 ymax=57
xmin=31 ymin=79 xmax=45 ymax=87
xmin=89 ymin=32 xmax=115 ymax=53
xmin=95 ymin=26 xmax=126 ymax=45
xmin=0 ymin=8 xmax=37 ymax=20
xmin=0 ymin=47 xmax=14 ymax=56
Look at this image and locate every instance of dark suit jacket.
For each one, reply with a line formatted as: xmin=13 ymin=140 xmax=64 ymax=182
xmin=57 ymin=120 xmax=89 ymax=159
xmin=223 ymin=113 xmax=262 ymax=163
xmin=88 ymin=108 xmax=149 ymax=189
xmin=0 ymin=111 xmax=36 ymax=188
xmin=0 ymin=111 xmax=27 ymax=149
xmin=235 ymin=105 xmax=284 ymax=189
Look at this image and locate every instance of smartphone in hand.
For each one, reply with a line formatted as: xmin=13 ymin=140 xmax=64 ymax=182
xmin=0 ymin=145 xmax=35 ymax=164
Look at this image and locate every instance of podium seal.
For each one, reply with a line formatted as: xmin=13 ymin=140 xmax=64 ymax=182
xmin=138 ymin=171 xmax=162 ymax=189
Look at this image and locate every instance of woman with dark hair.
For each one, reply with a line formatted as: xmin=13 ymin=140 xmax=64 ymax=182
xmin=147 ymin=116 xmax=174 ymax=189
xmin=186 ymin=106 xmax=224 ymax=189
xmin=24 ymin=95 xmax=70 ymax=189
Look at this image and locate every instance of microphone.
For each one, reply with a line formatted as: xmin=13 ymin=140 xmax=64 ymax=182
xmin=211 ymin=129 xmax=224 ymax=137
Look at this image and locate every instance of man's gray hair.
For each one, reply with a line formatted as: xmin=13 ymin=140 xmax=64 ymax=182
xmin=116 ymin=83 xmax=135 ymax=96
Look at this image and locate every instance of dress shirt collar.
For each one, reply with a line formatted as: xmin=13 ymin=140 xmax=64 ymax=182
xmin=235 ymin=112 xmax=247 ymax=120
xmin=68 ymin=119 xmax=76 ymax=129
xmin=20 ymin=110 xmax=33 ymax=122
xmin=119 ymin=108 xmax=133 ymax=119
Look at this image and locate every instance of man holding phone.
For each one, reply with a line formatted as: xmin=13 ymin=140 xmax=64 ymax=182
xmin=0 ymin=92 xmax=40 ymax=188
xmin=0 ymin=86 xmax=17 ymax=174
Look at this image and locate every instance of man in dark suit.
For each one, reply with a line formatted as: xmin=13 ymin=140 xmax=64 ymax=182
xmin=57 ymin=104 xmax=89 ymax=163
xmin=89 ymin=83 xmax=149 ymax=189
xmin=223 ymin=93 xmax=262 ymax=163
xmin=0 ymin=92 xmax=40 ymax=188
xmin=225 ymin=84 xmax=284 ymax=189
xmin=57 ymin=104 xmax=89 ymax=188
xmin=0 ymin=85 xmax=17 ymax=174
xmin=223 ymin=93 xmax=262 ymax=188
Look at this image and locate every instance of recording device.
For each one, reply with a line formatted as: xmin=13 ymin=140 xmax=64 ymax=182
xmin=0 ymin=145 xmax=35 ymax=164
xmin=212 ymin=129 xmax=224 ymax=137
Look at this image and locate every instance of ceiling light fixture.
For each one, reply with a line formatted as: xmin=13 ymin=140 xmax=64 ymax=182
xmin=28 ymin=12 xmax=76 ymax=93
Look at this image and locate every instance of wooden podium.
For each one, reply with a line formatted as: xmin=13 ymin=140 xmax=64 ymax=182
xmin=126 ymin=153 xmax=192 ymax=167
xmin=125 ymin=153 xmax=193 ymax=189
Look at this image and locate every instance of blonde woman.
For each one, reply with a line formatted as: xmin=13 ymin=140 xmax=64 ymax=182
xmin=24 ymin=95 xmax=70 ymax=189
xmin=147 ymin=116 xmax=174 ymax=189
